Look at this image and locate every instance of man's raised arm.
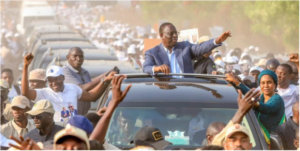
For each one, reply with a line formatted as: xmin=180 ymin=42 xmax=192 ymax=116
xmin=21 ymin=53 xmax=37 ymax=101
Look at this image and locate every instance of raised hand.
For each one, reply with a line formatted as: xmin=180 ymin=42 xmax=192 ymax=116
xmin=104 ymin=71 xmax=117 ymax=82
xmin=154 ymin=64 xmax=171 ymax=75
xmin=225 ymin=73 xmax=240 ymax=85
xmin=289 ymin=53 xmax=299 ymax=63
xmin=24 ymin=53 xmax=34 ymax=66
xmin=111 ymin=75 xmax=131 ymax=104
xmin=9 ymin=135 xmax=41 ymax=150
xmin=215 ymin=31 xmax=232 ymax=44
xmin=237 ymin=89 xmax=260 ymax=113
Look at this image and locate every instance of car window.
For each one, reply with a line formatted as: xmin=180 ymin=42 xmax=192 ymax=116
xmin=105 ymin=107 xmax=258 ymax=149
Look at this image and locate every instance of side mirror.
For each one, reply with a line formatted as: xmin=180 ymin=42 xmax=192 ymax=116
xmin=270 ymin=132 xmax=283 ymax=150
xmin=18 ymin=63 xmax=24 ymax=72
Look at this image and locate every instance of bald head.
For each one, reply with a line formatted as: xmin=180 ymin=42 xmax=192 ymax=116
xmin=67 ymin=47 xmax=84 ymax=70
xmin=206 ymin=121 xmax=226 ymax=145
xmin=69 ymin=47 xmax=83 ymax=55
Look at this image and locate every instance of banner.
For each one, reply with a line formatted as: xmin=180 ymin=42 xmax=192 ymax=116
xmin=178 ymin=28 xmax=198 ymax=44
xmin=143 ymin=39 xmax=161 ymax=53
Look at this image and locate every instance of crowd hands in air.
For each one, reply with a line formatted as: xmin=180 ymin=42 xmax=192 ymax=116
xmin=1 ymin=2 xmax=299 ymax=151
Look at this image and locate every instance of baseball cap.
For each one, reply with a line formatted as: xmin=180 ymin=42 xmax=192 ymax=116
xmin=0 ymin=79 xmax=9 ymax=90
xmin=225 ymin=124 xmax=250 ymax=141
xmin=26 ymin=99 xmax=55 ymax=116
xmin=255 ymin=58 xmax=267 ymax=67
xmin=250 ymin=66 xmax=263 ymax=73
xmin=46 ymin=65 xmax=64 ymax=79
xmin=54 ymin=124 xmax=90 ymax=150
xmin=67 ymin=115 xmax=94 ymax=134
xmin=131 ymin=126 xmax=171 ymax=150
xmin=29 ymin=69 xmax=46 ymax=81
xmin=11 ymin=96 xmax=30 ymax=109
xmin=238 ymin=74 xmax=255 ymax=83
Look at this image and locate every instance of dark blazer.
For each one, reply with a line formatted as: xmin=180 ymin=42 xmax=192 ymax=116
xmin=143 ymin=39 xmax=221 ymax=75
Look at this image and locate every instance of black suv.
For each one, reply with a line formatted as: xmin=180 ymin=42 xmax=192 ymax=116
xmin=95 ymin=73 xmax=282 ymax=150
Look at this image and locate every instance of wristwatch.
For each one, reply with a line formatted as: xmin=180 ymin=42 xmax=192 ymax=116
xmin=101 ymin=78 xmax=108 ymax=85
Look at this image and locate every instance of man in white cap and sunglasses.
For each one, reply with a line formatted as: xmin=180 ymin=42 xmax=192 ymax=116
xmin=21 ymin=53 xmax=115 ymax=122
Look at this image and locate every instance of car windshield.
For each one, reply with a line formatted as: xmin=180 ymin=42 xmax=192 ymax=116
xmin=105 ymin=106 xmax=257 ymax=149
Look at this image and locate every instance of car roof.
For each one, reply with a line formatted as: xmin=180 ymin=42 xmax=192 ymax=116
xmin=117 ymin=75 xmax=238 ymax=104
xmin=38 ymin=41 xmax=96 ymax=49
xmin=56 ymin=60 xmax=142 ymax=77
xmin=41 ymin=49 xmax=117 ymax=62
xmin=39 ymin=33 xmax=84 ymax=39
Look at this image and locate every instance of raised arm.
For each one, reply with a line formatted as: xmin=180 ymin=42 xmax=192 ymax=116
xmin=211 ymin=89 xmax=260 ymax=146
xmin=253 ymin=94 xmax=282 ymax=114
xmin=79 ymin=72 xmax=116 ymax=102
xmin=190 ymin=31 xmax=231 ymax=59
xmin=21 ymin=53 xmax=37 ymax=100
xmin=89 ymin=75 xmax=131 ymax=143
xmin=225 ymin=73 xmax=250 ymax=95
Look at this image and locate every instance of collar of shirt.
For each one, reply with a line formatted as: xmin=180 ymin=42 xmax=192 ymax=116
xmin=11 ymin=119 xmax=35 ymax=135
xmin=36 ymin=124 xmax=59 ymax=137
xmin=287 ymin=117 xmax=298 ymax=130
xmin=66 ymin=62 xmax=87 ymax=74
xmin=162 ymin=45 xmax=174 ymax=54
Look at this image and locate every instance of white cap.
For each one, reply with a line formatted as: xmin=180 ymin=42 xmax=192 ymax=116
xmin=224 ymin=56 xmax=238 ymax=64
xmin=116 ymin=41 xmax=123 ymax=47
xmin=238 ymin=59 xmax=251 ymax=65
xmin=127 ymin=45 xmax=136 ymax=54
xmin=5 ymin=32 xmax=13 ymax=38
xmin=240 ymin=52 xmax=249 ymax=59
xmin=123 ymin=38 xmax=129 ymax=43
xmin=213 ymin=52 xmax=222 ymax=59
xmin=249 ymin=66 xmax=263 ymax=73
xmin=238 ymin=74 xmax=255 ymax=83
xmin=215 ymin=60 xmax=225 ymax=68
xmin=46 ymin=65 xmax=64 ymax=79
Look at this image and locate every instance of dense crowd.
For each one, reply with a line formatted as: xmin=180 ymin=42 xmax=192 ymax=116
xmin=0 ymin=2 xmax=299 ymax=150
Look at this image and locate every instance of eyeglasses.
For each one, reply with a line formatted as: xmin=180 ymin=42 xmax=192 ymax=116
xmin=31 ymin=113 xmax=49 ymax=119
xmin=163 ymin=32 xmax=180 ymax=37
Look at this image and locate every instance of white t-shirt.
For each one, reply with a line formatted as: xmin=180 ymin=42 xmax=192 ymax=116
xmin=277 ymin=85 xmax=299 ymax=118
xmin=8 ymin=85 xmax=21 ymax=102
xmin=34 ymin=83 xmax=83 ymax=122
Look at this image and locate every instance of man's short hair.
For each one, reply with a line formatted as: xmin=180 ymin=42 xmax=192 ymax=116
xmin=266 ymin=53 xmax=275 ymax=59
xmin=159 ymin=22 xmax=173 ymax=34
xmin=84 ymin=112 xmax=101 ymax=126
xmin=279 ymin=63 xmax=293 ymax=74
xmin=1 ymin=68 xmax=13 ymax=75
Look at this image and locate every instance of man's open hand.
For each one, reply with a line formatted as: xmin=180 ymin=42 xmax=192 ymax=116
xmin=9 ymin=135 xmax=41 ymax=150
xmin=111 ymin=75 xmax=131 ymax=104
xmin=24 ymin=53 xmax=34 ymax=66
xmin=215 ymin=31 xmax=232 ymax=44
xmin=154 ymin=64 xmax=170 ymax=75
xmin=237 ymin=89 xmax=260 ymax=113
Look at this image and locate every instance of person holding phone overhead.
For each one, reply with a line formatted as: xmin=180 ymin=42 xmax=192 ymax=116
xmin=225 ymin=70 xmax=285 ymax=147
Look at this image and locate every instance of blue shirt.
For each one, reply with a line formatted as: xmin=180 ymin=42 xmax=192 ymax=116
xmin=152 ymin=39 xmax=219 ymax=74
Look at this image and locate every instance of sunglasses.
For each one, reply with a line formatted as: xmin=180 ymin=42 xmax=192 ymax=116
xmin=30 ymin=113 xmax=50 ymax=119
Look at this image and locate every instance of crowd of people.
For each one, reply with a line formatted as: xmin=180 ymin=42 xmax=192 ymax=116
xmin=0 ymin=2 xmax=299 ymax=150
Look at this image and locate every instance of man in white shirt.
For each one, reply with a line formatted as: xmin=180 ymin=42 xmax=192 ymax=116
xmin=21 ymin=53 xmax=115 ymax=122
xmin=276 ymin=64 xmax=299 ymax=118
